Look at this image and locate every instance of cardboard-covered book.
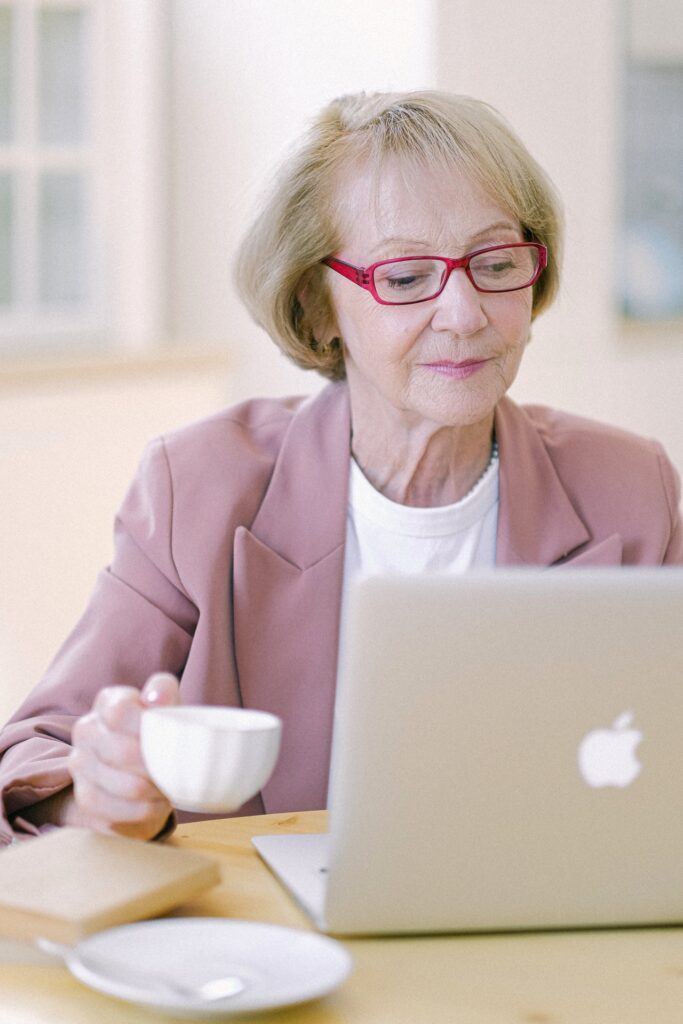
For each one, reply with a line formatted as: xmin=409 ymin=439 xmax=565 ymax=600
xmin=0 ymin=827 xmax=221 ymax=943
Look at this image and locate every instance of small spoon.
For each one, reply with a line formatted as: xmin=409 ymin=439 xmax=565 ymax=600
xmin=37 ymin=939 xmax=247 ymax=1002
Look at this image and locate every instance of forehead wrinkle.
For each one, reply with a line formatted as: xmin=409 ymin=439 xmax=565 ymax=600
xmin=331 ymin=157 xmax=521 ymax=261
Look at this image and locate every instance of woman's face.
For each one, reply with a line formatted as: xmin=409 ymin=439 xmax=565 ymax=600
xmin=322 ymin=159 xmax=534 ymax=432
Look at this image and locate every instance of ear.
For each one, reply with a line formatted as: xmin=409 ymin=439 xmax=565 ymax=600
xmin=296 ymin=269 xmax=339 ymax=347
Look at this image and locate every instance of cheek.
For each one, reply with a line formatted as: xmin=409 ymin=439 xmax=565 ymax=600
xmin=497 ymin=293 xmax=533 ymax=345
xmin=339 ymin=304 xmax=422 ymax=365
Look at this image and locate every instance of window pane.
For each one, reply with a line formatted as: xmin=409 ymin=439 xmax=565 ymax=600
xmin=39 ymin=8 xmax=86 ymax=144
xmin=39 ymin=172 xmax=87 ymax=305
xmin=622 ymin=65 xmax=683 ymax=320
xmin=0 ymin=171 xmax=12 ymax=305
xmin=0 ymin=5 xmax=12 ymax=142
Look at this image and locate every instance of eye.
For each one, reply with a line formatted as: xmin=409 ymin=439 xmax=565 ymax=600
xmin=475 ymin=256 xmax=514 ymax=275
xmin=373 ymin=259 xmax=443 ymax=301
xmin=384 ymin=272 xmax=425 ymax=290
xmin=469 ymin=247 xmax=536 ymax=288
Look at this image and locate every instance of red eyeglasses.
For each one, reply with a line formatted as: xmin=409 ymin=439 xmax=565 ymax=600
xmin=322 ymin=242 xmax=547 ymax=306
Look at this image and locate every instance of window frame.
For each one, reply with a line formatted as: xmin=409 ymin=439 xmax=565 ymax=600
xmin=0 ymin=0 xmax=168 ymax=357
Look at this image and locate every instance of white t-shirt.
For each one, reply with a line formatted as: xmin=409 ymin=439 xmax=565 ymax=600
xmin=341 ymin=447 xmax=500 ymax=628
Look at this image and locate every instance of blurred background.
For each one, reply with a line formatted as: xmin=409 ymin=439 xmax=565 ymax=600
xmin=1 ymin=0 xmax=682 ymax=719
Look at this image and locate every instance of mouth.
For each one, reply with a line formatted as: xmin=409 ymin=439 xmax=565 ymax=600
xmin=420 ymin=358 xmax=491 ymax=379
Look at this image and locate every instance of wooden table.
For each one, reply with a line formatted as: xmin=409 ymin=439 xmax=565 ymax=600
xmin=0 ymin=810 xmax=681 ymax=1022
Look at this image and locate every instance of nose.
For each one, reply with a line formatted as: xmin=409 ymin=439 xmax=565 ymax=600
xmin=430 ymin=268 xmax=488 ymax=336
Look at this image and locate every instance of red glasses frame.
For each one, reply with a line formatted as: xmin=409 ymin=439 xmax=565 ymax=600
xmin=322 ymin=242 xmax=547 ymax=305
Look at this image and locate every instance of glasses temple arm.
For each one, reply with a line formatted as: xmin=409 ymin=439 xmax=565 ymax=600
xmin=323 ymin=257 xmax=368 ymax=286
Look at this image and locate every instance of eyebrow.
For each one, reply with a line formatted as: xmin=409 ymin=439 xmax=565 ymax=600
xmin=468 ymin=221 xmax=521 ymax=243
xmin=369 ymin=221 xmax=521 ymax=259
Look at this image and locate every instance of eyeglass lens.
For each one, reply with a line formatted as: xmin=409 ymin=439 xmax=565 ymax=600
xmin=372 ymin=245 xmax=540 ymax=302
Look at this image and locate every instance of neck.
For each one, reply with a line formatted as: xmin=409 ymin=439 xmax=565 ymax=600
xmin=350 ymin=406 xmax=496 ymax=508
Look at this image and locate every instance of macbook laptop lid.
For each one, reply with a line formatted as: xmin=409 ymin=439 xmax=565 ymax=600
xmin=254 ymin=569 xmax=683 ymax=935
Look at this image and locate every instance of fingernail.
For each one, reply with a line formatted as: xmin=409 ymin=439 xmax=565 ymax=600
xmin=143 ymin=672 xmax=178 ymax=704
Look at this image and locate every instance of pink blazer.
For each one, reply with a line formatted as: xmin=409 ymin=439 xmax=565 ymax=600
xmin=1 ymin=382 xmax=681 ymax=843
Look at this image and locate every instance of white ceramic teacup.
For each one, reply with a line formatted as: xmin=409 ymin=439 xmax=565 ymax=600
xmin=140 ymin=706 xmax=282 ymax=813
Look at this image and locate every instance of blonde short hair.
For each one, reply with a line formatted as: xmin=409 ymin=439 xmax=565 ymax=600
xmin=235 ymin=90 xmax=563 ymax=381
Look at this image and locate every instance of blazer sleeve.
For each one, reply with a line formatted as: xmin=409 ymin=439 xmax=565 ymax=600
xmin=0 ymin=438 xmax=198 ymax=845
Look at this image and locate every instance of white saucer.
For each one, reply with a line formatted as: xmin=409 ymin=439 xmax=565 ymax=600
xmin=58 ymin=918 xmax=352 ymax=1017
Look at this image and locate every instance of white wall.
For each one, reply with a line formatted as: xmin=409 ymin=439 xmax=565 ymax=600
xmin=169 ymin=0 xmax=436 ymax=402
xmin=629 ymin=0 xmax=683 ymax=61
xmin=436 ymin=0 xmax=683 ymax=473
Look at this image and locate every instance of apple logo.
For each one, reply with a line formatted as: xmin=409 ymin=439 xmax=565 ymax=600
xmin=577 ymin=711 xmax=643 ymax=788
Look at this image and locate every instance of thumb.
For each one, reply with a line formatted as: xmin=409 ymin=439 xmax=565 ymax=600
xmin=141 ymin=672 xmax=180 ymax=707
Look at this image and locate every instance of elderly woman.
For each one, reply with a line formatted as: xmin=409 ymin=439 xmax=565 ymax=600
xmin=0 ymin=91 xmax=681 ymax=844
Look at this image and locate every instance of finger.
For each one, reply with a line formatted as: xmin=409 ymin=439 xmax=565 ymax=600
xmin=69 ymin=744 xmax=166 ymax=803
xmin=72 ymin=774 xmax=170 ymax=831
xmin=88 ymin=812 xmax=173 ymax=842
xmin=92 ymin=686 xmax=144 ymax=735
xmin=72 ymin=714 xmax=148 ymax=776
xmin=141 ymin=672 xmax=180 ymax=707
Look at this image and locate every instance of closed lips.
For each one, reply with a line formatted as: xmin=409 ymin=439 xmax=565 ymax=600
xmin=424 ymin=358 xmax=489 ymax=368
xmin=421 ymin=358 xmax=491 ymax=377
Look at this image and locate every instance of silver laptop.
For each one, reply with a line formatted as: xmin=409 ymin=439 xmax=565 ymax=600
xmin=253 ymin=569 xmax=683 ymax=935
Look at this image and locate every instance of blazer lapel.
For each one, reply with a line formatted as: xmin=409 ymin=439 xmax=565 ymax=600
xmin=556 ymin=534 xmax=624 ymax=566
xmin=495 ymin=397 xmax=623 ymax=567
xmin=232 ymin=384 xmax=350 ymax=812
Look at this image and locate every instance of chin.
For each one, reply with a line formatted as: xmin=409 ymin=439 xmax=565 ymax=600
xmin=410 ymin=383 xmax=503 ymax=428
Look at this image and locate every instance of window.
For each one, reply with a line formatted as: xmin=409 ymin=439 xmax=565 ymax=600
xmin=0 ymin=0 xmax=166 ymax=358
xmin=0 ymin=0 xmax=106 ymax=353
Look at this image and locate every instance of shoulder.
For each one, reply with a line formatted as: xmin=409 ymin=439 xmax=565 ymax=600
xmin=160 ymin=393 xmax=308 ymax=465
xmin=113 ymin=393 xmax=321 ymax=593
xmin=136 ymin=393 xmax=313 ymax=501
xmin=511 ymin=401 xmax=681 ymax=561
xmin=157 ymin=380 xmax=349 ymax=459
xmin=130 ymin=386 xmax=349 ymax=536
xmin=118 ymin=394 xmax=310 ymax=539
xmin=520 ymin=402 xmax=668 ymax=468
xmin=518 ymin=403 xmax=680 ymax=506
xmin=516 ymin=402 xmax=679 ymax=502
xmin=152 ymin=382 xmax=348 ymax=479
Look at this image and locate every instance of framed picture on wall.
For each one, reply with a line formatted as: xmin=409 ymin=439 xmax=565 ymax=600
xmin=621 ymin=1 xmax=683 ymax=323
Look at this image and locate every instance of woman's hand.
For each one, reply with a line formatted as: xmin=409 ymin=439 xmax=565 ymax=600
xmin=67 ymin=672 xmax=180 ymax=840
